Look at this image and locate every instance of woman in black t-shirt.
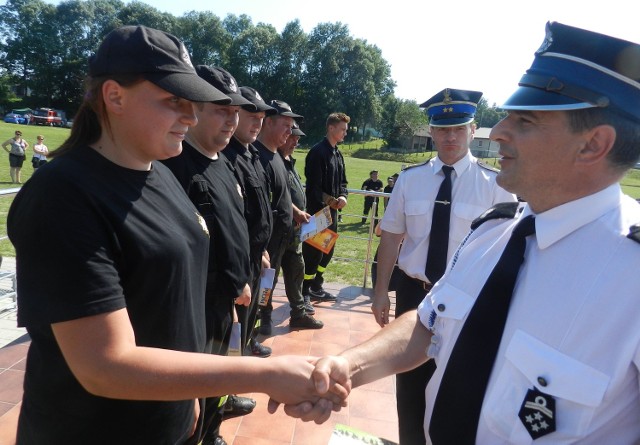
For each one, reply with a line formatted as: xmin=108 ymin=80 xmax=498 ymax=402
xmin=7 ymin=26 xmax=347 ymax=445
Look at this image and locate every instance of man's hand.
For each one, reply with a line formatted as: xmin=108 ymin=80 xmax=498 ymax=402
xmin=234 ymin=283 xmax=251 ymax=307
xmin=262 ymin=251 xmax=270 ymax=270
xmin=266 ymin=356 xmax=351 ymax=423
xmin=371 ymin=289 xmax=391 ymax=327
xmin=293 ymin=206 xmax=311 ymax=224
xmin=335 ymin=196 xmax=347 ymax=210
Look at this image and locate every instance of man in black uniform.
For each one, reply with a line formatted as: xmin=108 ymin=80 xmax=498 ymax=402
xmin=222 ymin=86 xmax=275 ymax=358
xmin=255 ymin=100 xmax=324 ymax=335
xmin=302 ymin=112 xmax=351 ymax=302
xmin=277 ymin=122 xmax=319 ymax=317
xmin=161 ymin=65 xmax=254 ymax=445
xmin=361 ymin=169 xmax=383 ymax=224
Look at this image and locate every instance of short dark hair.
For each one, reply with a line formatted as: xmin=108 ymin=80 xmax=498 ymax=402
xmin=566 ymin=108 xmax=640 ymax=171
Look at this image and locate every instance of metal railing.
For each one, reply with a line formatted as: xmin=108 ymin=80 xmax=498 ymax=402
xmin=0 ymin=188 xmax=19 ymax=314
xmin=330 ymin=188 xmax=390 ymax=288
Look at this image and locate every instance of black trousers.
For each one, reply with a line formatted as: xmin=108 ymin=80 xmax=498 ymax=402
xmin=395 ymin=270 xmax=437 ymax=445
xmin=236 ymin=249 xmax=263 ymax=350
xmin=362 ymin=196 xmax=379 ymax=221
xmin=302 ymin=209 xmax=338 ymax=285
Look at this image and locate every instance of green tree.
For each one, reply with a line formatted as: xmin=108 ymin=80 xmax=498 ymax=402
xmin=177 ymin=11 xmax=229 ymax=66
xmin=0 ymin=0 xmax=58 ymax=103
xmin=116 ymin=1 xmax=177 ymax=34
xmin=475 ymin=97 xmax=507 ymax=128
xmin=380 ymin=98 xmax=427 ymax=150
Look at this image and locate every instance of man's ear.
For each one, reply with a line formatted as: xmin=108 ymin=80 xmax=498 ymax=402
xmin=577 ymin=124 xmax=616 ymax=165
xmin=101 ymin=80 xmax=125 ymax=114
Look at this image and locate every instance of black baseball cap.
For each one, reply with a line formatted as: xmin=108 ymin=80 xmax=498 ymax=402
xmin=269 ymin=100 xmax=304 ymax=120
xmin=195 ymin=66 xmax=256 ymax=109
xmin=88 ymin=25 xmax=231 ymax=103
xmin=239 ymin=86 xmax=277 ymax=114
xmin=291 ymin=121 xmax=306 ymax=136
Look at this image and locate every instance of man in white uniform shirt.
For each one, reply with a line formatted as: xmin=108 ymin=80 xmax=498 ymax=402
xmin=371 ymin=88 xmax=515 ymax=445
xmin=284 ymin=22 xmax=640 ymax=444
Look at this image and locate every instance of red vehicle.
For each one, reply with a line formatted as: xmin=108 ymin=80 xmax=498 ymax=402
xmin=32 ymin=108 xmax=67 ymax=127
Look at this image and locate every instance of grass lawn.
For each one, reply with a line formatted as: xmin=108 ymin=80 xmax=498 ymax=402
xmin=1 ymin=122 xmax=640 ymax=287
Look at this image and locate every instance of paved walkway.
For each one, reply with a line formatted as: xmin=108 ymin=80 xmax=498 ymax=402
xmin=0 ymin=273 xmax=399 ymax=445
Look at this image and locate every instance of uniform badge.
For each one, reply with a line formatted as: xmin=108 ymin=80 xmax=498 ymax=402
xmin=518 ymin=387 xmax=556 ymax=440
xmin=196 ymin=212 xmax=209 ymax=237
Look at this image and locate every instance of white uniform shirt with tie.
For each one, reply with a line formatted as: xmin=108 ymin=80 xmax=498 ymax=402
xmin=380 ymin=151 xmax=516 ymax=284
xmin=418 ymin=184 xmax=640 ymax=444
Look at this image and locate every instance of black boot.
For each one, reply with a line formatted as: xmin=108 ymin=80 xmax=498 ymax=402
xmin=259 ymin=312 xmax=271 ymax=335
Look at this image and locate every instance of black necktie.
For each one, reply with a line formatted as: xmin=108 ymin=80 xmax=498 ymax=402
xmin=425 ymin=166 xmax=454 ymax=283
xmin=429 ymin=215 xmax=536 ymax=444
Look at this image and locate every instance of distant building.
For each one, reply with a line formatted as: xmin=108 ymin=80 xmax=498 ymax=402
xmin=469 ymin=127 xmax=500 ymax=158
xmin=390 ymin=126 xmax=499 ymax=158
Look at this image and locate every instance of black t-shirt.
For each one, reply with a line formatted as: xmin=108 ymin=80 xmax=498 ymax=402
xmin=362 ymin=178 xmax=383 ymax=192
xmin=222 ymin=137 xmax=272 ymax=257
xmin=8 ymin=146 xmax=210 ymax=445
xmin=162 ymin=143 xmax=250 ymax=301
xmin=255 ymin=140 xmax=293 ymax=254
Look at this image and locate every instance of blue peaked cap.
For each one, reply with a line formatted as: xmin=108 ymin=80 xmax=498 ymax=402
xmin=502 ymin=21 xmax=640 ymax=123
xmin=420 ymin=88 xmax=483 ymax=127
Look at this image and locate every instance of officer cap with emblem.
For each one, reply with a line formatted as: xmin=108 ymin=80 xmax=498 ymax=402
xmin=501 ymin=21 xmax=640 ymax=124
xmin=89 ymin=26 xmax=232 ymax=104
xmin=195 ymin=65 xmax=256 ymax=110
xmin=420 ymin=88 xmax=483 ymax=127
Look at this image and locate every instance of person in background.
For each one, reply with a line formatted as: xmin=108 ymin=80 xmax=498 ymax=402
xmin=286 ymin=21 xmax=640 ymax=444
xmin=3 ymin=129 xmax=28 ymax=183
xmin=302 ymin=112 xmax=350 ymax=303
xmin=222 ymin=85 xmax=275 ymax=359
xmin=277 ymin=122 xmax=323 ymax=319
xmin=32 ymin=135 xmax=49 ymax=169
xmin=383 ymin=175 xmax=395 ymax=209
xmin=7 ymin=25 xmax=346 ymax=445
xmin=361 ymin=169 xmax=383 ymax=225
xmin=255 ymin=100 xmax=323 ymax=334
xmin=371 ymin=87 xmax=516 ymax=445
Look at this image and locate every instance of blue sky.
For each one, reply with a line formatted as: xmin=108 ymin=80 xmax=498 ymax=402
xmin=38 ymin=0 xmax=640 ymax=105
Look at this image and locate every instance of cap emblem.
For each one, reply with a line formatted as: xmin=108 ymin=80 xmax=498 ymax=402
xmin=443 ymin=89 xmax=452 ymax=104
xmin=180 ymin=42 xmax=193 ymax=68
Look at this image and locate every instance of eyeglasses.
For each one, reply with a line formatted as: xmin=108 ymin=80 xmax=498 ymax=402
xmin=15 ymin=133 xmax=22 ymax=136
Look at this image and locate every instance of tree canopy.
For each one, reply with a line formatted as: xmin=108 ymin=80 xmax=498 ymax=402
xmin=0 ymin=0 xmax=504 ymax=144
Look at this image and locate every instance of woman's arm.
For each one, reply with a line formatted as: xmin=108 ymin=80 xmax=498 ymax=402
xmin=52 ymin=308 xmax=348 ymax=405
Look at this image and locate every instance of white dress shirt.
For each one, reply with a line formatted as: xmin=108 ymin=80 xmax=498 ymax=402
xmin=380 ymin=151 xmax=516 ymax=283
xmin=418 ymin=184 xmax=640 ymax=444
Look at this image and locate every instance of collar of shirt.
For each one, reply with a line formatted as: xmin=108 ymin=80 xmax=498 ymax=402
xmin=521 ymin=183 xmax=623 ymax=250
xmin=431 ymin=151 xmax=472 ymax=177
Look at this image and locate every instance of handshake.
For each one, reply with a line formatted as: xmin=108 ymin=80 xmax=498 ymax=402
xmin=265 ymin=354 xmax=352 ymax=424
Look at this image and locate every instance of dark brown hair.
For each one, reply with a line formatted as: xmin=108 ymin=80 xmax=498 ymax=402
xmin=51 ymin=74 xmax=144 ymax=158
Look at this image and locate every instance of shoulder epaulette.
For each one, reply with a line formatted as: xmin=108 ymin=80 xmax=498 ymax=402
xmin=627 ymin=223 xmax=640 ymax=244
xmin=470 ymin=202 xmax=521 ymax=230
xmin=478 ymin=160 xmax=500 ymax=173
xmin=402 ymin=160 xmax=429 ymax=171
